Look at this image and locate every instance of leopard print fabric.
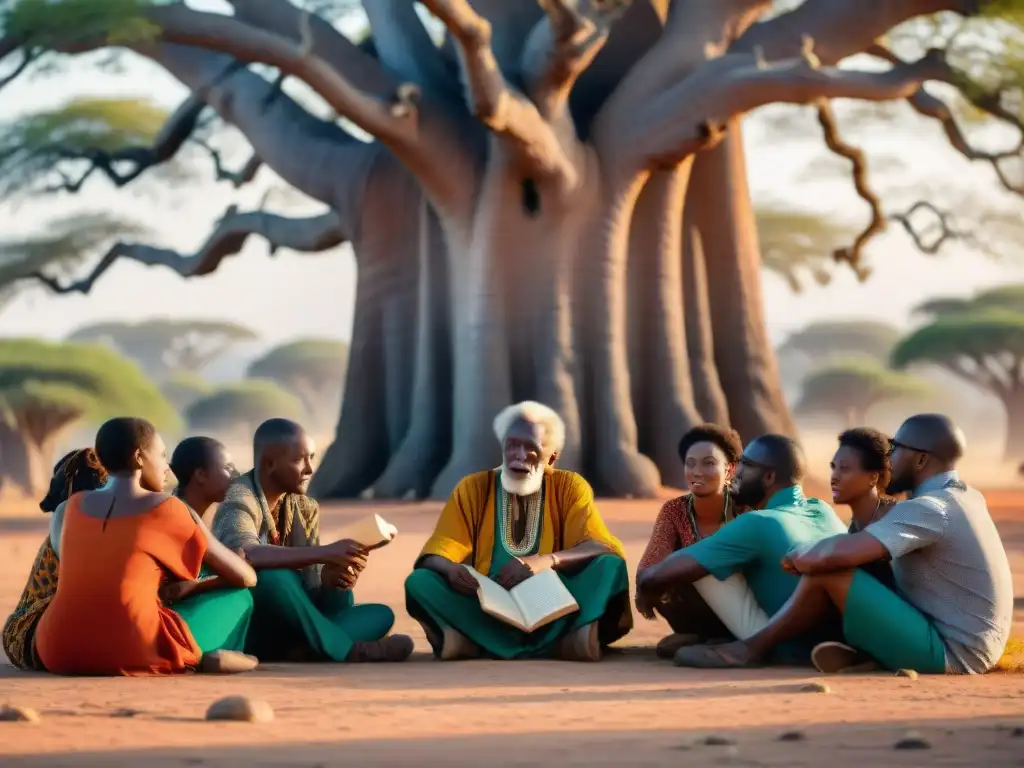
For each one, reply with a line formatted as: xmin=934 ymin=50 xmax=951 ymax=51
xmin=2 ymin=536 xmax=59 ymax=670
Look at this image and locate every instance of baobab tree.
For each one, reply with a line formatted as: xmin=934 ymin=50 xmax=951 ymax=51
xmin=0 ymin=0 xmax=1020 ymax=499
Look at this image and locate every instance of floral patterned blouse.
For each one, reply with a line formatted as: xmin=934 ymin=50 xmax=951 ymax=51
xmin=637 ymin=494 xmax=735 ymax=574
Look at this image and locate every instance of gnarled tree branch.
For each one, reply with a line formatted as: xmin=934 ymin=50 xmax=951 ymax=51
xmin=868 ymin=43 xmax=1023 ymax=198
xmin=815 ymin=99 xmax=884 ymax=277
xmin=634 ymin=43 xmax=938 ymax=168
xmin=191 ymin=139 xmax=263 ymax=188
xmin=734 ymin=0 xmax=979 ymax=64
xmin=26 ymin=207 xmax=346 ymax=295
xmin=889 ymin=199 xmax=991 ymax=254
xmin=520 ymin=0 xmax=629 ymax=119
xmin=362 ymin=0 xmax=460 ymax=102
xmin=0 ymin=46 xmax=38 ymax=91
xmin=418 ymin=0 xmax=574 ymax=181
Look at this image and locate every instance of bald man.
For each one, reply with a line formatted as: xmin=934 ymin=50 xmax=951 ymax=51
xmin=690 ymin=414 xmax=1013 ymax=675
xmin=638 ymin=435 xmax=847 ymax=667
xmin=211 ymin=419 xmax=413 ymax=663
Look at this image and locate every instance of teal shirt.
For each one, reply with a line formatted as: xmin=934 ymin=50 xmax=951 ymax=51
xmin=682 ymin=486 xmax=847 ymax=617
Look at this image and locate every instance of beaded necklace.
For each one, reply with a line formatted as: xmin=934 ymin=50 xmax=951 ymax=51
xmin=686 ymin=489 xmax=733 ymax=542
xmin=498 ymin=473 xmax=543 ymax=556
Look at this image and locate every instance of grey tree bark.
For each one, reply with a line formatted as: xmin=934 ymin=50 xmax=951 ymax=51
xmin=0 ymin=0 xmax=989 ymax=500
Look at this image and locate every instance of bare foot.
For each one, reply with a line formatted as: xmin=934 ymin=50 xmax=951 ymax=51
xmin=198 ymin=650 xmax=259 ymax=674
xmin=440 ymin=626 xmax=481 ymax=661
xmin=347 ymin=634 xmax=415 ymax=663
xmin=557 ymin=622 xmax=601 ymax=662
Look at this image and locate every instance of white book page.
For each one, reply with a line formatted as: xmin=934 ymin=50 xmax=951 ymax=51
xmin=464 ymin=566 xmax=525 ymax=630
xmin=339 ymin=514 xmax=397 ymax=549
xmin=510 ymin=569 xmax=579 ymax=632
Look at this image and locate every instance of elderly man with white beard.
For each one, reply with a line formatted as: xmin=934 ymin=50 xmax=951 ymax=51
xmin=405 ymin=402 xmax=632 ymax=661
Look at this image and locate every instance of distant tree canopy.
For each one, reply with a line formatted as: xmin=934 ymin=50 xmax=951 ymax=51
xmin=68 ymin=318 xmax=258 ymax=380
xmin=246 ymin=338 xmax=349 ymax=424
xmin=892 ymin=306 xmax=1024 ymax=458
xmin=796 ymin=357 xmax=932 ymax=427
xmin=779 ymin=320 xmax=904 ymax=364
xmin=755 ymin=206 xmax=863 ymax=292
xmin=185 ymin=378 xmax=304 ymax=437
xmin=160 ymin=370 xmax=213 ymax=414
xmin=0 ymin=337 xmax=177 ymax=495
xmin=916 ymin=284 xmax=1024 ymax=319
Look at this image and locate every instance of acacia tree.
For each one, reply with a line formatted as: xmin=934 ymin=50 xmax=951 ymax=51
xmin=160 ymin=370 xmax=212 ymax=413
xmin=0 ymin=338 xmax=178 ymax=495
xmin=795 ymin=357 xmax=932 ymax=426
xmin=893 ymin=308 xmax=1024 ymax=459
xmin=67 ymin=318 xmax=258 ymax=380
xmin=0 ymin=0 xmax=1021 ymax=499
xmin=185 ymin=379 xmax=305 ymax=440
xmin=247 ymin=338 xmax=349 ymax=426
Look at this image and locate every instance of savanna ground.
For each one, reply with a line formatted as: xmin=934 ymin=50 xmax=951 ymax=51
xmin=1 ymin=472 xmax=1023 ymax=766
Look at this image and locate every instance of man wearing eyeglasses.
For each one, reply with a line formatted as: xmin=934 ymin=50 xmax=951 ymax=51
xmin=661 ymin=414 xmax=1013 ymax=675
xmin=637 ymin=433 xmax=847 ymax=667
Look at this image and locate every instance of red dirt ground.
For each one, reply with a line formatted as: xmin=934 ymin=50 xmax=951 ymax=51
xmin=1 ymin=492 xmax=1022 ymax=766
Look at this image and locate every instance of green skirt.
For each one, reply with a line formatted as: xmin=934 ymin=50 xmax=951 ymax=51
xmin=405 ymin=555 xmax=630 ymax=660
xmin=174 ymin=587 xmax=254 ymax=655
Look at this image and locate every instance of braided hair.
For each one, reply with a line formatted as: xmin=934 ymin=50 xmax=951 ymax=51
xmin=39 ymin=448 xmax=108 ymax=513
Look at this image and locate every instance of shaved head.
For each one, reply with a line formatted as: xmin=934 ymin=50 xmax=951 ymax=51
xmin=746 ymin=434 xmax=807 ymax=485
xmin=730 ymin=434 xmax=807 ymax=509
xmin=886 ymin=413 xmax=964 ymax=495
xmin=893 ymin=414 xmax=965 ymax=464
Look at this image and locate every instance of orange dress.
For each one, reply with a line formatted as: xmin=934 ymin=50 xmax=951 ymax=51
xmin=35 ymin=495 xmax=207 ymax=676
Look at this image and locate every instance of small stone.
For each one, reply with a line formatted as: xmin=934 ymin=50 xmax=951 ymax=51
xmin=800 ymin=681 xmax=831 ymax=693
xmin=0 ymin=705 xmax=40 ymax=723
xmin=1010 ymin=726 xmax=1024 ymax=737
xmin=110 ymin=708 xmax=143 ymax=718
xmin=893 ymin=731 xmax=931 ymax=750
xmin=701 ymin=735 xmax=736 ymax=746
xmin=895 ymin=668 xmax=919 ymax=679
xmin=204 ymin=696 xmax=274 ymax=723
xmin=778 ymin=730 xmax=807 ymax=742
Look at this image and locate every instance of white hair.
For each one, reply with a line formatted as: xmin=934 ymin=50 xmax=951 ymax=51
xmin=492 ymin=401 xmax=566 ymax=455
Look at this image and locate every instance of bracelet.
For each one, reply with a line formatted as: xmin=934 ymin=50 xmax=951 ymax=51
xmin=550 ymin=553 xmax=560 ymax=569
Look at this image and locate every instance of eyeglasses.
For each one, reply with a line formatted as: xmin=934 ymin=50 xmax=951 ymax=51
xmin=887 ymin=440 xmax=929 ymax=457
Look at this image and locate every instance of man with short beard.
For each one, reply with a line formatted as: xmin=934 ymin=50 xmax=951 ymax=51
xmin=405 ymin=401 xmax=632 ymax=662
xmin=212 ymin=418 xmax=413 ymax=663
xmin=638 ymin=434 xmax=846 ymax=667
xmin=677 ymin=414 xmax=1013 ymax=675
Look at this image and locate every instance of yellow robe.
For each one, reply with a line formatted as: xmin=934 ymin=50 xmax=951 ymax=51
xmin=417 ymin=466 xmax=632 ymax=634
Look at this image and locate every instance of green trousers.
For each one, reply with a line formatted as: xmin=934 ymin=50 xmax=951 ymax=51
xmin=244 ymin=569 xmax=395 ymax=662
xmin=174 ymin=587 xmax=254 ymax=655
xmin=405 ymin=555 xmax=630 ymax=660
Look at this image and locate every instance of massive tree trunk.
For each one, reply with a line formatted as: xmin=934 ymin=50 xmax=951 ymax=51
xmin=8 ymin=0 xmax=956 ymax=501
xmin=1003 ymin=391 xmax=1024 ymax=462
xmin=690 ymin=120 xmax=796 ymax=441
xmin=0 ymin=420 xmax=56 ymax=498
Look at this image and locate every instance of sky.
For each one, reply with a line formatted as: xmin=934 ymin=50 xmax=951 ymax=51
xmin=0 ymin=8 xmax=1022 ymax=356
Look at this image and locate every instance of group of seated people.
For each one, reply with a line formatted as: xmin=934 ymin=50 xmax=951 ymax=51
xmin=0 ymin=400 xmax=1014 ymax=677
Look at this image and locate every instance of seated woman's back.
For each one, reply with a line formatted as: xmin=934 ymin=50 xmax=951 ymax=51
xmin=35 ymin=491 xmax=207 ymax=676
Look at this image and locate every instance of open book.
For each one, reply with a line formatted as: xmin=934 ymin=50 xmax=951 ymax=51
xmin=464 ymin=566 xmax=579 ymax=633
xmin=339 ymin=513 xmax=398 ymax=550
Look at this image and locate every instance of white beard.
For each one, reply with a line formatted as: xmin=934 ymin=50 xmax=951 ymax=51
xmin=500 ymin=461 xmax=544 ymax=498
